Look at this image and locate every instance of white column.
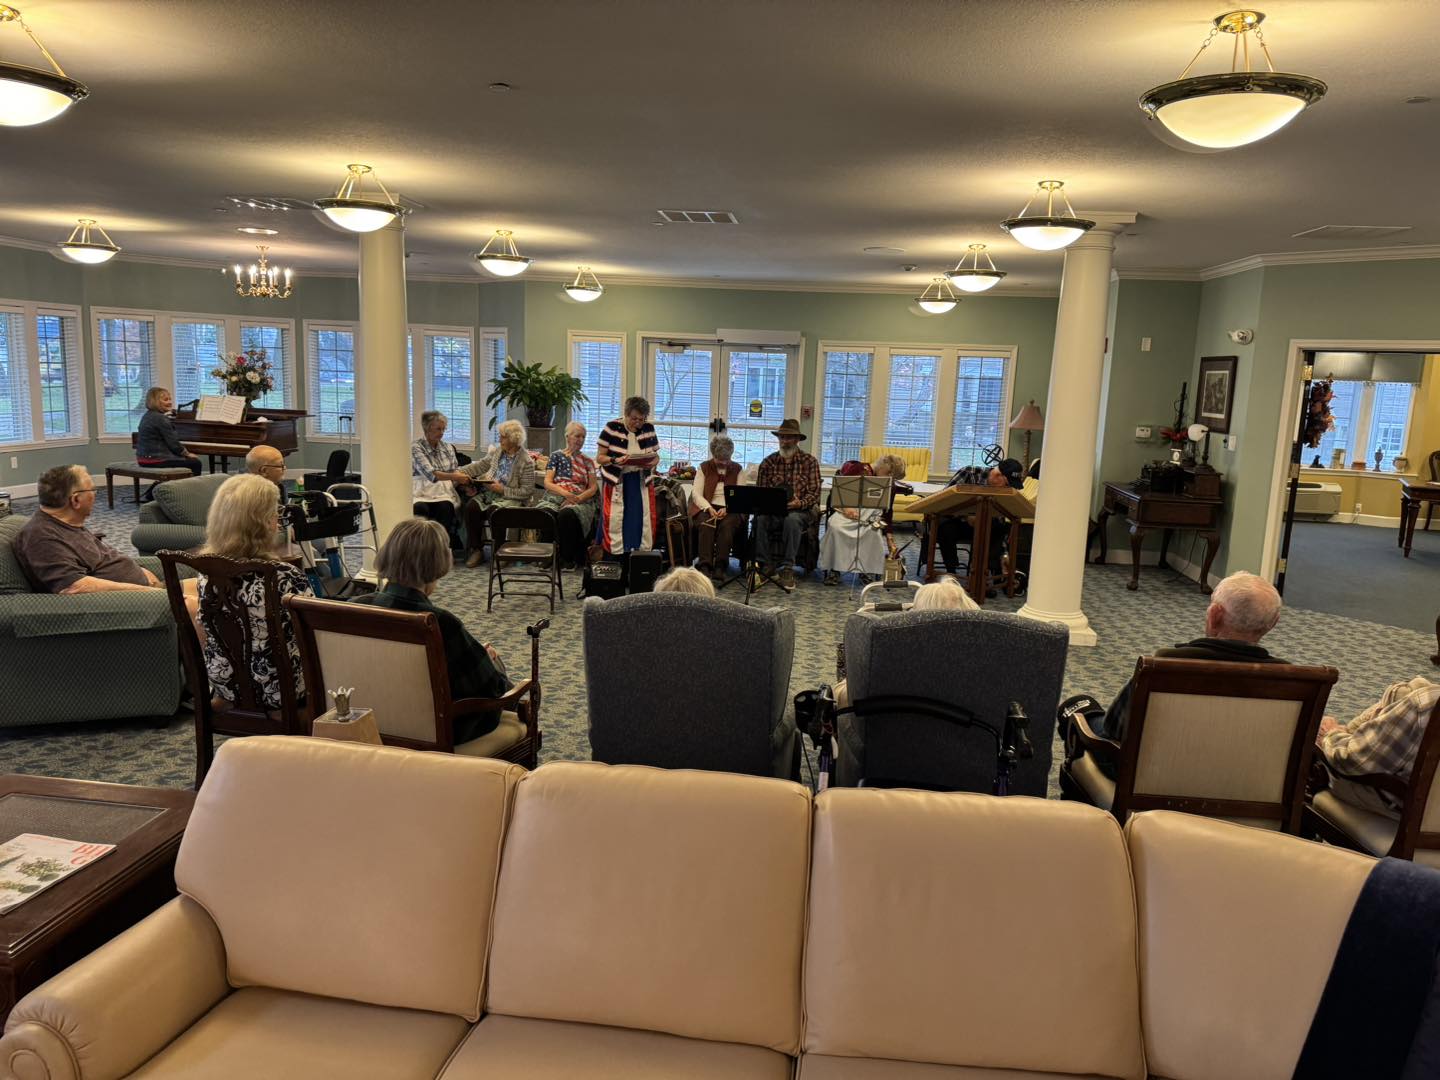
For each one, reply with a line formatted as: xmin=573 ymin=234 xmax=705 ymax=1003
xmin=1017 ymin=225 xmax=1123 ymax=647
xmin=357 ymin=219 xmax=410 ymax=554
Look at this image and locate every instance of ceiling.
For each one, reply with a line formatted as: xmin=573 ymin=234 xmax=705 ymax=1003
xmin=1 ymin=0 xmax=1437 ymax=291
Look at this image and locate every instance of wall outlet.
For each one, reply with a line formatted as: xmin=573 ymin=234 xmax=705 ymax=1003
xmin=7 ymin=456 xmax=15 ymax=469
xmin=1224 ymin=434 xmax=1238 ymax=451
xmin=1140 ymin=337 xmax=1152 ymax=352
xmin=1354 ymin=502 xmax=1363 ymax=516
xmin=1135 ymin=425 xmax=1152 ymax=440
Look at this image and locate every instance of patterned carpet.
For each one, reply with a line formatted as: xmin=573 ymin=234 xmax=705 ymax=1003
xmin=3 ymin=494 xmax=1435 ymax=796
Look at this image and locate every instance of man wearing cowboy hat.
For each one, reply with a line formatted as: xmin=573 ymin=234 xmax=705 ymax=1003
xmin=754 ymin=418 xmax=821 ymax=589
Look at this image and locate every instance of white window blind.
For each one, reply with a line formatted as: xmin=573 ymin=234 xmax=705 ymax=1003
xmin=239 ymin=323 xmax=292 ymax=409
xmin=424 ymin=332 xmax=474 ymax=446
xmin=570 ymin=334 xmax=622 ymax=442
xmin=97 ymin=316 xmax=157 ymax=435
xmin=818 ymin=349 xmax=872 ymax=466
xmin=950 ymin=355 xmax=1009 ymax=469
xmin=36 ymin=312 xmax=83 ymax=438
xmin=725 ymin=349 xmax=789 ymax=466
xmin=883 ymin=353 xmax=939 ymax=450
xmin=651 ymin=346 xmax=715 ymax=465
xmin=479 ymin=330 xmax=507 ymax=441
xmin=1371 ymin=381 xmax=1415 ymax=461
xmin=0 ymin=309 xmax=30 ymax=444
xmin=305 ymin=324 xmax=358 ymax=437
xmin=171 ymin=320 xmax=226 ymax=406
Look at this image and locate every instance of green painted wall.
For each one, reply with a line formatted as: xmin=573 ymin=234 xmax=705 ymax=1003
xmin=521 ymin=280 xmax=1060 ymax=462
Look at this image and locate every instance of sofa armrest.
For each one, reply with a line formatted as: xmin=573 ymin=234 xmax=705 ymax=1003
xmin=0 ymin=897 xmax=229 ymax=1080
xmin=0 ymin=590 xmax=173 ymax=640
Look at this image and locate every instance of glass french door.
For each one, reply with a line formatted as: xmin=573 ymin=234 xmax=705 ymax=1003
xmin=645 ymin=341 xmax=794 ymax=468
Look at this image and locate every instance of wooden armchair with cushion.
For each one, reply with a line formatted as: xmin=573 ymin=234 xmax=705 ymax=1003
xmin=1061 ymin=657 xmax=1338 ymax=832
xmin=859 ymin=444 xmax=931 ymax=522
xmin=285 ymin=594 xmax=545 ymax=768
xmin=1304 ymin=692 xmax=1440 ymax=868
xmin=158 ymin=550 xmax=310 ymax=785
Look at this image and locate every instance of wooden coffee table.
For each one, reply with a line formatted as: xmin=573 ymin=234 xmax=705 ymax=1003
xmin=0 ymin=776 xmax=193 ymax=1024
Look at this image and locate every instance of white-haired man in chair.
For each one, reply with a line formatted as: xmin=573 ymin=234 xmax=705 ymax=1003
xmin=1059 ymin=570 xmax=1286 ymax=778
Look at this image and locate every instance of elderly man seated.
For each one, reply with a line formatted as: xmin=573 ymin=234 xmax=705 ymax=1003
xmin=14 ymin=464 xmax=198 ymax=611
xmin=245 ymin=444 xmax=286 ymax=489
xmin=1316 ymin=676 xmax=1439 ymax=817
xmin=1059 ymin=570 xmax=1285 ymax=777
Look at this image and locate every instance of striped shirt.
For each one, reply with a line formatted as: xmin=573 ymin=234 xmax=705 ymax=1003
xmin=411 ymin=438 xmax=459 ymax=484
xmin=596 ymin=419 xmax=659 ymax=486
xmin=1321 ymin=677 xmax=1439 ymax=806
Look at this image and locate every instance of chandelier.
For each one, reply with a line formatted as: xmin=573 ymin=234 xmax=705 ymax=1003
xmin=1139 ymin=10 xmax=1326 ymax=150
xmin=57 ymin=218 xmax=119 ymax=264
xmin=473 ymin=229 xmax=532 ymax=277
xmin=564 ymin=266 xmax=603 ymax=302
xmin=915 ymin=276 xmax=960 ymax=315
xmin=232 ymin=246 xmax=293 ymax=299
xmin=314 ymin=164 xmax=404 ymax=233
xmin=947 ymin=243 xmax=1007 ymax=293
xmin=0 ymin=4 xmax=88 ymax=127
xmin=1000 ymin=180 xmax=1095 ymax=252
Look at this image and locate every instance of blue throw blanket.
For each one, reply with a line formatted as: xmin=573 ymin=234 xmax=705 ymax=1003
xmin=1293 ymin=857 xmax=1440 ymax=1079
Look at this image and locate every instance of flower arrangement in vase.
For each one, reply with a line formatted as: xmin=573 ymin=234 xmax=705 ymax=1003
xmin=1303 ymin=378 xmax=1335 ymax=449
xmin=211 ymin=348 xmax=275 ymax=403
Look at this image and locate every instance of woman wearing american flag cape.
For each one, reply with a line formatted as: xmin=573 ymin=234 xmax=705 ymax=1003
xmin=595 ymin=396 xmax=660 ymax=555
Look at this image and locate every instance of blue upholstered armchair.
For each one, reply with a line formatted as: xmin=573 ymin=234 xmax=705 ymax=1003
xmin=0 ymin=515 xmax=183 ymax=726
xmin=582 ymin=592 xmax=797 ymax=778
xmin=837 ymin=609 xmax=1069 ymax=794
xmin=130 ymin=473 xmax=231 ymax=556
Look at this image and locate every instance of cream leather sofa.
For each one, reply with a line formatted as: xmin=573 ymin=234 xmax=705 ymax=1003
xmin=0 ymin=737 xmax=1375 ymax=1080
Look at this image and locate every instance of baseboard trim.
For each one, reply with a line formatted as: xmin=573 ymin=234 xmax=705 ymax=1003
xmin=1101 ymin=550 xmax=1218 ymax=591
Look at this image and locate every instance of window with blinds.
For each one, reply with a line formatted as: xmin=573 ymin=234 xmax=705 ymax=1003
xmin=0 ymin=309 xmax=30 ymax=444
xmin=1315 ymin=378 xmax=1417 ymax=467
xmin=651 ymin=345 xmax=716 ymax=465
xmin=725 ymin=349 xmax=789 ymax=465
xmin=423 ymin=331 xmax=474 ymax=445
xmin=479 ymin=330 xmax=507 ymax=440
xmin=1372 ymin=382 xmax=1415 ymax=460
xmin=818 ymin=349 xmax=872 ymax=466
xmin=97 ymin=315 xmax=157 ymax=435
xmin=883 ymin=353 xmax=939 ymax=450
xmin=240 ymin=323 xmax=292 ymax=409
xmin=304 ymin=323 xmax=358 ymax=437
xmin=569 ymin=334 xmax=623 ymax=441
xmin=35 ymin=311 xmax=83 ymax=439
xmin=172 ymin=320 xmax=226 ymax=406
xmin=950 ymin=355 xmax=1009 ymax=469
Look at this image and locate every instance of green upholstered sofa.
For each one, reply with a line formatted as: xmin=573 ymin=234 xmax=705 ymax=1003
xmin=0 ymin=514 xmax=183 ymax=726
xmin=131 ymin=472 xmax=231 ymax=556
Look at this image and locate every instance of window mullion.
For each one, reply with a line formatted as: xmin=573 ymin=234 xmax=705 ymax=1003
xmin=1354 ymin=382 xmax=1377 ymax=460
xmin=24 ymin=302 xmax=43 ymax=444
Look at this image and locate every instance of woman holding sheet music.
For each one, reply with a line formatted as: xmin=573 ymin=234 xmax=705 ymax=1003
xmin=820 ymin=455 xmax=908 ymax=585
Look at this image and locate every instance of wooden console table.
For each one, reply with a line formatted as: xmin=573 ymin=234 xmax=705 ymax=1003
xmin=1398 ymin=480 xmax=1440 ymax=557
xmin=0 ymin=776 xmax=193 ymax=1024
xmin=1091 ymin=475 xmax=1224 ymax=594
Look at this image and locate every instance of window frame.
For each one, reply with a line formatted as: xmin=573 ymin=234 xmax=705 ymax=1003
xmin=1315 ymin=377 xmax=1420 ymax=468
xmin=408 ymin=324 xmax=478 ymax=450
xmin=567 ymin=330 xmax=626 ymax=445
xmin=302 ymin=319 xmax=361 ymax=443
xmin=0 ymin=299 xmax=87 ymax=450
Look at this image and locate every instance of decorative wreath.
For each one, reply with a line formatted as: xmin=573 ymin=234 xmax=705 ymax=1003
xmin=1303 ymin=378 xmax=1336 ymax=449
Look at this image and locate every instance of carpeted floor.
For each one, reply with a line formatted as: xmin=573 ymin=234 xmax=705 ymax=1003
xmin=1283 ymin=520 xmax=1439 ymax=634
xmin=3 ymin=496 xmax=1436 ymax=796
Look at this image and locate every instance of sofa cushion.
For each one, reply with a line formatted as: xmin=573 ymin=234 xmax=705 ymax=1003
xmin=127 ymin=987 xmax=469 ymax=1079
xmin=175 ymin=737 xmax=524 ymax=1020
xmin=798 ymin=1056 xmax=1115 ymax=1079
xmin=805 ymin=789 xmax=1145 ymax=1080
xmin=152 ymin=472 xmax=229 ymax=527
xmin=0 ymin=514 xmax=32 ymax=594
xmin=1126 ymin=811 xmax=1374 ymax=1080
xmin=439 ymin=1016 xmax=792 ymax=1079
xmin=4 ymin=590 xmax=174 ymax=638
xmin=487 ymin=762 xmax=811 ymax=1054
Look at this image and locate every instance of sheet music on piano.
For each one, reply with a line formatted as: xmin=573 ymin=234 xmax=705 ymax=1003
xmin=196 ymin=395 xmax=248 ymax=425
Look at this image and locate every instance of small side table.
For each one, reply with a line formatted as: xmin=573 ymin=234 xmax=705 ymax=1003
xmin=1398 ymin=480 xmax=1440 ymax=557
xmin=311 ymin=707 xmax=382 ymax=745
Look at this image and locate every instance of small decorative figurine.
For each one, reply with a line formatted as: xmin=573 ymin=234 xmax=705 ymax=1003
xmin=328 ymin=687 xmax=354 ymax=722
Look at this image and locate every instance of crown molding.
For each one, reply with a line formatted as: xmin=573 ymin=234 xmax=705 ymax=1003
xmin=517 ymin=271 xmax=1060 ymax=298
xmin=1197 ymin=243 xmax=1440 ymax=281
xmin=1112 ymin=268 xmax=1204 ymax=282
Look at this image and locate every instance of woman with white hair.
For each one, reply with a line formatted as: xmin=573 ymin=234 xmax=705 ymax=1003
xmin=411 ymin=409 xmax=469 ymax=551
xmin=653 ymin=566 xmax=716 ymax=597
xmin=538 ymin=420 xmax=598 ymax=569
xmin=596 ymin=396 xmax=660 ymax=555
xmin=911 ymin=574 xmax=979 ymax=611
xmin=461 ymin=418 xmax=537 ymax=567
xmin=820 ymin=454 xmax=909 ymax=586
xmin=690 ymin=431 xmax=745 ymax=579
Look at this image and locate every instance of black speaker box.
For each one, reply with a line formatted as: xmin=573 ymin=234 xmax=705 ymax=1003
xmin=627 ymin=550 xmax=665 ymax=593
xmin=582 ymin=558 xmax=626 ymax=599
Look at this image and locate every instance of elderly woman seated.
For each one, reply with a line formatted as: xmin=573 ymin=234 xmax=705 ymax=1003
xmin=653 ymin=566 xmax=717 ymax=597
xmin=352 ymin=517 xmax=511 ymax=741
xmin=411 ymin=409 xmax=470 ymax=551
xmin=462 ymin=418 xmax=537 ymax=568
xmin=690 ymin=432 xmax=746 ymax=580
xmin=197 ymin=473 xmax=313 ymax=710
xmin=820 ymin=453 xmax=909 ymax=586
xmin=538 ymin=421 xmax=598 ymax=570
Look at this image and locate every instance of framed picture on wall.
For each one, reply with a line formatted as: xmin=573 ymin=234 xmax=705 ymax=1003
xmin=1197 ymin=355 xmax=1238 ymax=434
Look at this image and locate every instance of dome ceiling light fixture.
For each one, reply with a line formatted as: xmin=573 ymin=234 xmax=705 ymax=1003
xmin=564 ymin=265 xmax=603 ymax=302
xmin=1139 ymin=10 xmax=1327 ymax=150
xmin=947 ymin=243 xmax=1007 ymax=293
xmin=313 ymin=164 xmax=404 ymax=233
xmin=915 ymin=276 xmax=960 ymax=315
xmin=0 ymin=4 xmax=87 ymax=126
xmin=56 ymin=218 xmax=118 ymax=264
xmin=1000 ymin=180 xmax=1096 ymax=252
xmin=473 ymin=229 xmax=532 ymax=277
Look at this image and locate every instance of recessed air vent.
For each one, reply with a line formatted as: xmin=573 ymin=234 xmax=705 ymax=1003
xmin=1291 ymin=224 xmax=1413 ymax=241
xmin=226 ymin=193 xmax=429 ymax=212
xmin=657 ymin=209 xmax=740 ymax=224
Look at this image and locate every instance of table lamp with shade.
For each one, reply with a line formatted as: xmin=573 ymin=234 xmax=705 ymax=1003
xmin=1009 ymin=400 xmax=1045 ymax=468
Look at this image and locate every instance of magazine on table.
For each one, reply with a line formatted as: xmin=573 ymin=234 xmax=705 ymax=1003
xmin=0 ymin=834 xmax=116 ymax=914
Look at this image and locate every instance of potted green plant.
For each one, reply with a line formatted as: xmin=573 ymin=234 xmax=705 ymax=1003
xmin=484 ymin=358 xmax=588 ymax=431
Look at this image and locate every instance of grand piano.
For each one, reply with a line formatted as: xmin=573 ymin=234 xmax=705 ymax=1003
xmin=130 ymin=406 xmax=308 ymax=473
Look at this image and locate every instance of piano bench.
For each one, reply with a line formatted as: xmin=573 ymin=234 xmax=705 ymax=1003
xmin=105 ymin=463 xmax=195 ymax=509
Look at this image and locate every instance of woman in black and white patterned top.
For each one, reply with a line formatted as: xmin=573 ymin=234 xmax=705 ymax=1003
xmin=197 ymin=473 xmax=311 ymax=709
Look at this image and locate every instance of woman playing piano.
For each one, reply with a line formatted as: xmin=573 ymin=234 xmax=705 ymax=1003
xmin=136 ymin=387 xmax=202 ymax=499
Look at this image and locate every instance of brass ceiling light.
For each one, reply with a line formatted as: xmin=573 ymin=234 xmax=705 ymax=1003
xmin=947 ymin=243 xmax=1007 ymax=293
xmin=564 ymin=266 xmax=603 ymax=302
xmin=314 ymin=164 xmax=404 ymax=233
xmin=1000 ymin=180 xmax=1095 ymax=252
xmin=231 ymin=245 xmax=293 ymax=300
xmin=915 ymin=276 xmax=960 ymax=315
xmin=0 ymin=4 xmax=87 ymax=126
xmin=56 ymin=218 xmax=118 ymax=264
xmin=1139 ymin=10 xmax=1326 ymax=150
xmin=473 ymin=229 xmax=532 ymax=277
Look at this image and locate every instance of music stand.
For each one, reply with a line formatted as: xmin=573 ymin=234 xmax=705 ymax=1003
xmin=829 ymin=475 xmax=892 ymax=584
xmin=719 ymin=484 xmax=790 ymax=604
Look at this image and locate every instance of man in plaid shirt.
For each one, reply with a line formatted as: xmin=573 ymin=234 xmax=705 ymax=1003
xmin=754 ymin=418 xmax=821 ymax=589
xmin=1317 ymin=676 xmax=1439 ymax=815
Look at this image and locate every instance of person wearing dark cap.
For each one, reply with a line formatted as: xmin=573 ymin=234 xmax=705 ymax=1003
xmin=931 ymin=458 xmax=1024 ymax=583
xmin=754 ymin=418 xmax=820 ymax=590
